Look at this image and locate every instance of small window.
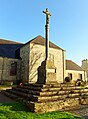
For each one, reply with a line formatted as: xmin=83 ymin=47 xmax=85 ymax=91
xmin=10 ymin=62 xmax=17 ymax=76
xmin=68 ymin=73 xmax=72 ymax=79
xmin=79 ymin=74 xmax=82 ymax=79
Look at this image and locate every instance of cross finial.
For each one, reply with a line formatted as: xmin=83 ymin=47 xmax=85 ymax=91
xmin=43 ymin=8 xmax=51 ymax=16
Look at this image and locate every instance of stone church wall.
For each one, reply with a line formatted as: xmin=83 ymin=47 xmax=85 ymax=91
xmin=20 ymin=44 xmax=30 ymax=83
xmin=29 ymin=43 xmax=65 ymax=83
xmin=65 ymin=70 xmax=86 ymax=82
xmin=0 ymin=57 xmax=21 ymax=84
xmin=49 ymin=47 xmax=65 ymax=83
xmin=29 ymin=43 xmax=45 ymax=82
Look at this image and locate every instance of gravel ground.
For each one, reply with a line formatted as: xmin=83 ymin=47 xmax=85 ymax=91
xmin=67 ymin=105 xmax=88 ymax=119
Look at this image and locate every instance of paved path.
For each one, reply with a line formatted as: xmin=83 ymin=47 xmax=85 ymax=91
xmin=0 ymin=92 xmax=14 ymax=103
xmin=67 ymin=105 xmax=88 ymax=119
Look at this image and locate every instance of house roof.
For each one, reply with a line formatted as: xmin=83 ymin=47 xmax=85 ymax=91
xmin=66 ymin=60 xmax=84 ymax=71
xmin=0 ymin=35 xmax=64 ymax=58
xmin=0 ymin=38 xmax=21 ymax=44
xmin=0 ymin=39 xmax=23 ymax=58
xmin=22 ymin=35 xmax=65 ymax=51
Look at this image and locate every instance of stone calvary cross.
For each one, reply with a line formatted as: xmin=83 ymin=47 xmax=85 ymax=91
xmin=43 ymin=8 xmax=51 ymax=60
xmin=37 ymin=8 xmax=57 ymax=84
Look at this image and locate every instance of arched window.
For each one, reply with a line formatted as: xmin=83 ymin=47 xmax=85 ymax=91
xmin=10 ymin=62 xmax=17 ymax=76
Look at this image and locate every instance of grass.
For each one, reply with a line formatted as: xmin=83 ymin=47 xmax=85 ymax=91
xmin=0 ymin=102 xmax=84 ymax=119
xmin=0 ymin=85 xmax=16 ymax=90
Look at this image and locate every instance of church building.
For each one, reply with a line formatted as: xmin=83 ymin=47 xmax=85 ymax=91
xmin=0 ymin=35 xmax=86 ymax=84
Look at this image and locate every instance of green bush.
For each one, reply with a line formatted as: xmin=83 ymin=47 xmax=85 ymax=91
xmin=75 ymin=79 xmax=84 ymax=86
xmin=65 ymin=77 xmax=72 ymax=82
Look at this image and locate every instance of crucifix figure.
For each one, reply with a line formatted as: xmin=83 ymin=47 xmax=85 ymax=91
xmin=43 ymin=8 xmax=51 ymax=60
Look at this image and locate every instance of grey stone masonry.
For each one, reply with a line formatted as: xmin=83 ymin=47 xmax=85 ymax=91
xmin=0 ymin=57 xmax=21 ymax=84
xmin=2 ymin=83 xmax=88 ymax=113
xmin=37 ymin=60 xmax=57 ymax=84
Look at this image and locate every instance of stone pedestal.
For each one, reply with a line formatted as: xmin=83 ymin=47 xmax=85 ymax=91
xmin=37 ymin=60 xmax=57 ymax=84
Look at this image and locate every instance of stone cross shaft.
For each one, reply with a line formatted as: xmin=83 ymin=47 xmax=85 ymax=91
xmin=43 ymin=8 xmax=51 ymax=60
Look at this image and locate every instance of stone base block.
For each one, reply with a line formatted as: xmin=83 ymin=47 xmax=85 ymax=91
xmin=37 ymin=60 xmax=57 ymax=84
xmin=27 ymin=98 xmax=80 ymax=113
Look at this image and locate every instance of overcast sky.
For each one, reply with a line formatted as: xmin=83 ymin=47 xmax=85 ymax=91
xmin=0 ymin=0 xmax=88 ymax=66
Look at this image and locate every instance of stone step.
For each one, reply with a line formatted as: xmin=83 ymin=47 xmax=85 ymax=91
xmin=13 ymin=87 xmax=40 ymax=96
xmin=8 ymin=87 xmax=82 ymax=97
xmin=2 ymin=90 xmax=18 ymax=100
xmin=41 ymin=87 xmax=86 ymax=92
xmin=38 ymin=93 xmax=80 ymax=102
xmin=2 ymin=84 xmax=88 ymax=105
xmin=16 ymin=85 xmax=42 ymax=91
xmin=40 ymin=90 xmax=80 ymax=96
xmin=24 ymin=83 xmax=44 ymax=88
xmin=12 ymin=87 xmax=81 ymax=97
xmin=5 ymin=89 xmax=39 ymax=102
xmin=12 ymin=86 xmax=88 ymax=97
xmin=60 ymin=86 xmax=82 ymax=90
xmin=12 ymin=87 xmax=61 ymax=96
xmin=79 ymin=88 xmax=88 ymax=93
xmin=42 ymin=83 xmax=75 ymax=88
xmin=80 ymin=92 xmax=88 ymax=96
xmin=23 ymin=83 xmax=61 ymax=88
xmin=60 ymin=83 xmax=74 ymax=87
xmin=41 ymin=87 xmax=61 ymax=92
xmin=17 ymin=83 xmax=76 ymax=90
xmin=15 ymin=84 xmax=87 ymax=93
xmin=38 ymin=96 xmax=65 ymax=102
xmin=24 ymin=83 xmax=61 ymax=89
xmin=2 ymin=88 xmax=81 ymax=103
xmin=16 ymin=85 xmax=61 ymax=92
xmin=66 ymin=88 xmax=88 ymax=94
xmin=17 ymin=85 xmax=61 ymax=92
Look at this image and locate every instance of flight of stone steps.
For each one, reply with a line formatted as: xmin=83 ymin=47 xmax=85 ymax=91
xmin=1 ymin=83 xmax=88 ymax=113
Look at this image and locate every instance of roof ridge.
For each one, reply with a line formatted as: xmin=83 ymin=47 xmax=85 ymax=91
xmin=29 ymin=35 xmax=43 ymax=42
xmin=66 ymin=59 xmax=84 ymax=71
xmin=0 ymin=38 xmax=22 ymax=44
xmin=22 ymin=35 xmax=65 ymax=51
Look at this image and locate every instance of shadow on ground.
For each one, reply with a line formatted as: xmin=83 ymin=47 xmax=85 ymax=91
xmin=83 ymin=116 xmax=88 ymax=119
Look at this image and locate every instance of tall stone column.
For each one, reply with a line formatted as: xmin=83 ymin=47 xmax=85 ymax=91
xmin=37 ymin=9 xmax=57 ymax=84
xmin=43 ymin=8 xmax=51 ymax=60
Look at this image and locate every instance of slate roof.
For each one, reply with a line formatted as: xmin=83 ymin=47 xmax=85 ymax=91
xmin=0 ymin=35 xmax=64 ymax=58
xmin=66 ymin=60 xmax=84 ymax=71
xmin=0 ymin=39 xmax=23 ymax=58
xmin=0 ymin=38 xmax=21 ymax=44
xmin=22 ymin=35 xmax=65 ymax=51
